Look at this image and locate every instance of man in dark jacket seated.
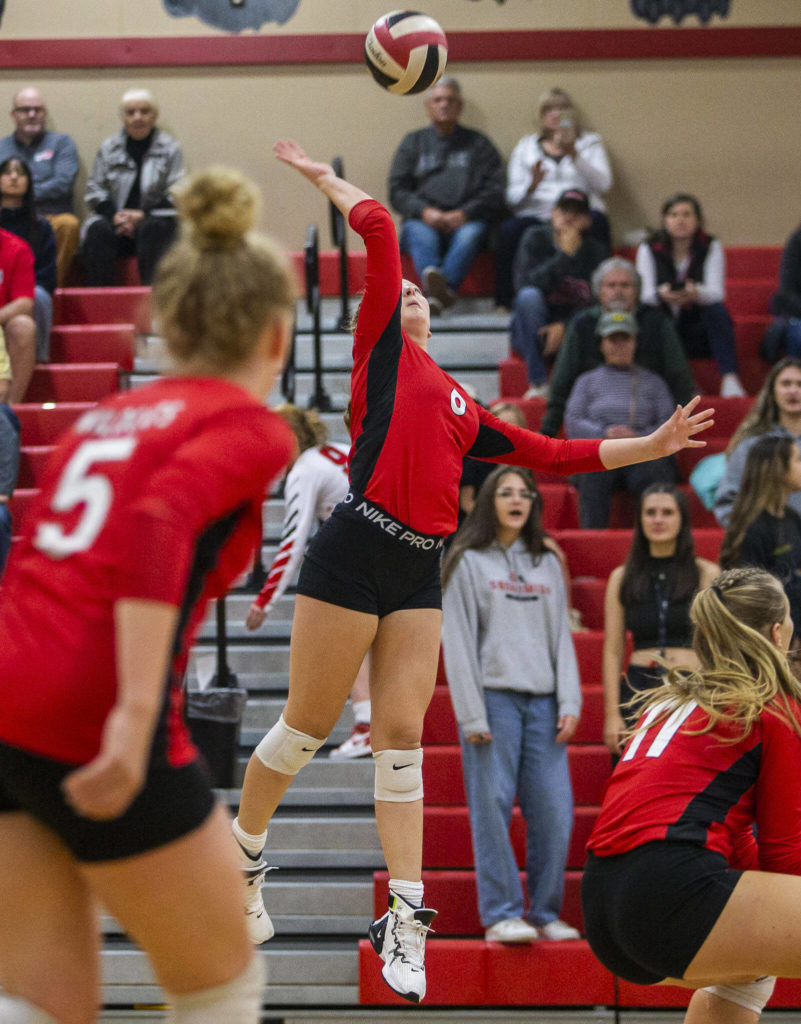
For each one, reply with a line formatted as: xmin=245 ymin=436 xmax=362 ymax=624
xmin=541 ymin=256 xmax=695 ymax=436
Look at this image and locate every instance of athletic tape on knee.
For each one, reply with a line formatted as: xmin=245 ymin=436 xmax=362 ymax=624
xmin=702 ymin=976 xmax=776 ymax=1014
xmin=373 ymin=748 xmax=424 ymax=802
xmin=167 ymin=955 xmax=265 ymax=1024
xmin=0 ymin=995 xmax=59 ymax=1023
xmin=254 ymin=714 xmax=324 ymax=775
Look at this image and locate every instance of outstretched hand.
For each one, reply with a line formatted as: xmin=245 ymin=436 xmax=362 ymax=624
xmin=274 ymin=139 xmax=335 ymax=187
xmin=651 ymin=396 xmax=714 ymax=457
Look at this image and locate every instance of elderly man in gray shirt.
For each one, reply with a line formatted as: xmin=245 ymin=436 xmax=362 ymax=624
xmin=565 ymin=310 xmax=679 ymax=527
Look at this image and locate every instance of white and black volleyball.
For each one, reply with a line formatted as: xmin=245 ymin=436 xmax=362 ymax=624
xmin=364 ymin=10 xmax=448 ymax=95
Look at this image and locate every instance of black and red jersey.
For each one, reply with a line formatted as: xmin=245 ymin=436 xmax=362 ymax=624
xmin=588 ymin=697 xmax=801 ymax=876
xmin=0 ymin=376 xmax=293 ymax=767
xmin=347 ymin=200 xmax=604 ymax=537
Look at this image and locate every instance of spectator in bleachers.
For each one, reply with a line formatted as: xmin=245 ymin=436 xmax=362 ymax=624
xmin=720 ymin=433 xmax=801 ymax=640
xmin=0 ymin=86 xmax=79 ymax=287
xmin=636 ymin=193 xmax=746 ymax=398
xmin=0 ymin=157 xmax=56 ymax=363
xmin=763 ymin=222 xmax=801 ymax=363
xmin=602 ymin=483 xmax=718 ymax=756
xmin=0 ymin=223 xmax=35 ymax=404
xmin=82 ymin=88 xmax=184 ymax=287
xmin=541 ymin=257 xmax=695 ymax=437
xmin=0 ymin=401 xmax=20 ymax=576
xmin=565 ymin=311 xmax=678 ymax=528
xmin=442 ymin=465 xmax=581 ymax=943
xmin=388 ymin=77 xmax=505 ymax=315
xmin=714 ymin=357 xmax=801 ymax=527
xmin=510 ymin=189 xmax=608 ymax=399
xmin=496 ymin=86 xmax=612 ymax=310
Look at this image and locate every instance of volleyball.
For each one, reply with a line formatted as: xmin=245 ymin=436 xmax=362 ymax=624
xmin=364 ymin=11 xmax=448 ymax=96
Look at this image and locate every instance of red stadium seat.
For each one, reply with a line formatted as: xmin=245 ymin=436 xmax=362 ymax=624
xmin=12 ymin=403 xmax=94 ymax=445
xmin=49 ymin=324 xmax=135 ymax=372
xmin=24 ymin=364 xmax=120 ymax=404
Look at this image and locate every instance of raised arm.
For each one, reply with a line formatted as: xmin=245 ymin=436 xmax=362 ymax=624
xmin=274 ymin=139 xmax=372 ymax=219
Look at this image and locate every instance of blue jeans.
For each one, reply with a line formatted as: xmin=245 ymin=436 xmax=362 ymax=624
xmin=399 ymin=219 xmax=488 ymax=292
xmin=677 ymin=302 xmax=738 ymax=376
xmin=785 ymin=318 xmax=801 ymax=357
xmin=509 ymin=286 xmax=548 ymax=385
xmin=34 ymin=285 xmax=53 ymax=362
xmin=459 ymin=690 xmax=573 ymax=927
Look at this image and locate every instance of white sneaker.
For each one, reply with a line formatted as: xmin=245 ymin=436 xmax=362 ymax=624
xmin=522 ymin=382 xmax=549 ymax=399
xmin=368 ymin=893 xmax=437 ymax=1003
xmin=720 ymin=373 xmax=747 ymax=397
xmin=241 ymin=857 xmax=276 ymax=944
xmin=329 ymin=723 xmax=372 ymax=760
xmin=538 ymin=918 xmax=581 ymax=941
xmin=485 ymin=917 xmax=540 ymax=943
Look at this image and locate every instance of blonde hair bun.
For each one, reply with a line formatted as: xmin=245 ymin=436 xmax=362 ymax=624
xmin=177 ymin=166 xmax=258 ymax=249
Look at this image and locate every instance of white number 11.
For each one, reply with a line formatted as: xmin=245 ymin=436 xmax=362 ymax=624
xmin=622 ymin=699 xmax=698 ymax=762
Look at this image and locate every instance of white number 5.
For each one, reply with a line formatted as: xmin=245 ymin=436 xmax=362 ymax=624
xmin=35 ymin=437 xmax=137 ymax=558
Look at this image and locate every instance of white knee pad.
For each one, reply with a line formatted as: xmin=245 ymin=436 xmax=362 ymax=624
xmin=702 ymin=975 xmax=776 ymax=1015
xmin=254 ymin=714 xmax=324 ymax=775
xmin=167 ymin=955 xmax=265 ymax=1024
xmin=0 ymin=995 xmax=58 ymax=1023
xmin=374 ymin=748 xmax=424 ymax=802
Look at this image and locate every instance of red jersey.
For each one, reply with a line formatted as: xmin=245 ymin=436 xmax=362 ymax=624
xmin=587 ymin=698 xmax=801 ymax=876
xmin=0 ymin=226 xmax=35 ymax=304
xmin=0 ymin=377 xmax=293 ymax=767
xmin=347 ymin=200 xmax=604 ymax=537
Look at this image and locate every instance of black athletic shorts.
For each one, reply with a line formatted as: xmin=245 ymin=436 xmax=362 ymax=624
xmin=581 ymin=841 xmax=742 ymax=984
xmin=0 ymin=740 xmax=216 ymax=863
xmin=296 ymin=492 xmax=444 ymax=617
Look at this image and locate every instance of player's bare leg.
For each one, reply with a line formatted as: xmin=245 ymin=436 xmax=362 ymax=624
xmin=367 ymin=606 xmax=441 ymax=1003
xmin=83 ymin=805 xmax=258 ymax=1008
xmin=0 ymin=813 xmax=99 ymax=1024
xmin=238 ymin=595 xmax=378 ymax=834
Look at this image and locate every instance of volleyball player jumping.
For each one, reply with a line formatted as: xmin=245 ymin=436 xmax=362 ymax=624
xmin=232 ymin=139 xmax=713 ymax=1004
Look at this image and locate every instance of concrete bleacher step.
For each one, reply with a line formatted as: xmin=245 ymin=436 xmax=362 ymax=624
xmin=218 ymin=808 xmax=384 ymax=870
xmin=231 ymin=754 xmax=374 ymax=806
xmin=102 ymin=944 xmax=358 ymax=1008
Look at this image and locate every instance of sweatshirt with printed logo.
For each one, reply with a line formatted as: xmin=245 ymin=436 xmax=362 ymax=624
xmin=441 ymin=539 xmax=581 ymax=737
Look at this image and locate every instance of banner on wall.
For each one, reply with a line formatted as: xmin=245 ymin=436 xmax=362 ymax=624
xmin=163 ymin=0 xmax=301 ymax=32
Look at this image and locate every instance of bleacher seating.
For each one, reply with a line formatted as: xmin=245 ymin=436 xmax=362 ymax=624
xmin=11 ymin=254 xmax=787 ymax=1015
xmin=9 ymin=288 xmax=134 ymax=539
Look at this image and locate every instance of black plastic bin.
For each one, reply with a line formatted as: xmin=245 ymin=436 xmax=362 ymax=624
xmin=186 ymin=688 xmax=248 ymax=788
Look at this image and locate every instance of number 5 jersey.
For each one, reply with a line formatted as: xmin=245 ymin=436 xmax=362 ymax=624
xmin=0 ymin=376 xmax=294 ymax=768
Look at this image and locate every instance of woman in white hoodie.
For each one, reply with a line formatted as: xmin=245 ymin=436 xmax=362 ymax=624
xmin=441 ymin=465 xmax=581 ymax=945
xmin=496 ymin=87 xmax=612 ymax=309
